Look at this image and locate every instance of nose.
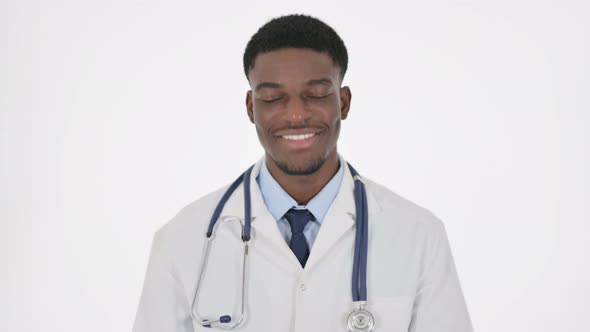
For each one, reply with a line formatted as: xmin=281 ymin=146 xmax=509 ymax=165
xmin=285 ymin=96 xmax=311 ymax=124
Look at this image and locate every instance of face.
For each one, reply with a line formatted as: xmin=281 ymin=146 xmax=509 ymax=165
xmin=246 ymin=48 xmax=351 ymax=175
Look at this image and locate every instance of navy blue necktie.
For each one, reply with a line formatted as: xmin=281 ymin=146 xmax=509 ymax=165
xmin=284 ymin=209 xmax=314 ymax=267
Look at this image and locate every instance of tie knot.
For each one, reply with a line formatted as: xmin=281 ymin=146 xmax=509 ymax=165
xmin=284 ymin=209 xmax=314 ymax=234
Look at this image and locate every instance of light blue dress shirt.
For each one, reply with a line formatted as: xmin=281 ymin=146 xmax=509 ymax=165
xmin=256 ymin=158 xmax=345 ymax=249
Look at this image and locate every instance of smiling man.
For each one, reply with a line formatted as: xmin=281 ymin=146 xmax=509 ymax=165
xmin=133 ymin=14 xmax=473 ymax=332
xmin=246 ymin=46 xmax=349 ymax=205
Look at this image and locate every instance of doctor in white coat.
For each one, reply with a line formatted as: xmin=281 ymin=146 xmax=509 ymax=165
xmin=133 ymin=14 xmax=473 ymax=332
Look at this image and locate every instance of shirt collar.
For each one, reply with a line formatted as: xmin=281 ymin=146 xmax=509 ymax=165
xmin=256 ymin=157 xmax=345 ymax=224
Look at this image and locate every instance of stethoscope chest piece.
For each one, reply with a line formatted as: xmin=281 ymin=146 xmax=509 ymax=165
xmin=347 ymin=303 xmax=375 ymax=332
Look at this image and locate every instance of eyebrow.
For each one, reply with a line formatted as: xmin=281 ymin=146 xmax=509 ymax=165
xmin=254 ymin=82 xmax=283 ymax=91
xmin=306 ymin=78 xmax=333 ymax=87
xmin=254 ymin=78 xmax=333 ymax=92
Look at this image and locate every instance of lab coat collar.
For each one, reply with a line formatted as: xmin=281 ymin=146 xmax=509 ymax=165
xmin=219 ymin=155 xmax=383 ymax=272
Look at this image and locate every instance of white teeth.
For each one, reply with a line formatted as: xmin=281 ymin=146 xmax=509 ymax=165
xmin=282 ymin=133 xmax=316 ymax=141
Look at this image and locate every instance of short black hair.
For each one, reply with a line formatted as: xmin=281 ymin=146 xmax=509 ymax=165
xmin=243 ymin=14 xmax=348 ymax=81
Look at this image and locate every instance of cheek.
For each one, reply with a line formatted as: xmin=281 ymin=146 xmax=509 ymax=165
xmin=253 ymin=122 xmax=271 ymax=149
xmin=332 ymin=118 xmax=342 ymax=136
xmin=325 ymin=96 xmax=342 ymax=125
xmin=333 ymin=111 xmax=341 ymax=124
xmin=254 ymin=120 xmax=266 ymax=139
xmin=253 ymin=105 xmax=281 ymax=133
xmin=329 ymin=106 xmax=342 ymax=126
xmin=252 ymin=110 xmax=273 ymax=141
xmin=252 ymin=106 xmax=266 ymax=129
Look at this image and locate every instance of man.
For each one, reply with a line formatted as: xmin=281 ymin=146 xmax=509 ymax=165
xmin=133 ymin=14 xmax=473 ymax=332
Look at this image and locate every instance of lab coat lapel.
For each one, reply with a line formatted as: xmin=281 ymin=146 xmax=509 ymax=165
xmin=305 ymin=160 xmax=384 ymax=272
xmin=242 ymin=158 xmax=301 ymax=271
xmin=304 ymin=163 xmax=356 ymax=271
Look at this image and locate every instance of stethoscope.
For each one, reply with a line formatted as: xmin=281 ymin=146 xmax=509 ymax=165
xmin=191 ymin=163 xmax=374 ymax=331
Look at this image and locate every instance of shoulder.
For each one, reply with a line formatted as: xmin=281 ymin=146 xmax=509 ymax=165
xmin=153 ymin=183 xmax=233 ymax=248
xmin=141 ymin=183 xmax=239 ymax=290
xmin=363 ymin=176 xmax=446 ymax=235
xmin=362 ymin=177 xmax=453 ymax=281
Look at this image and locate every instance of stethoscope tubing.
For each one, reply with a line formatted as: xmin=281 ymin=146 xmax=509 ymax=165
xmin=349 ymin=164 xmax=368 ymax=303
xmin=196 ymin=162 xmax=369 ymax=328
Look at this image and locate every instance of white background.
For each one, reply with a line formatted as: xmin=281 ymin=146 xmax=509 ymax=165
xmin=1 ymin=0 xmax=588 ymax=331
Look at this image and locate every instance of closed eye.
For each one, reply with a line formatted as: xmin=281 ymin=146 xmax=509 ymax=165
xmin=307 ymin=94 xmax=329 ymax=99
xmin=261 ymin=96 xmax=285 ymax=103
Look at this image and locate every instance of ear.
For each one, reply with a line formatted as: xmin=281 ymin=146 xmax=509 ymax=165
xmin=339 ymin=86 xmax=351 ymax=120
xmin=246 ymin=90 xmax=254 ymax=123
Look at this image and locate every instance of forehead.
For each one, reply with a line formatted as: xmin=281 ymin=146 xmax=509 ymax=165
xmin=248 ymin=48 xmax=340 ymax=85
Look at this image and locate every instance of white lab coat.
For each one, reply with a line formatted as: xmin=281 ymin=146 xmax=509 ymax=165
xmin=133 ymin=157 xmax=473 ymax=332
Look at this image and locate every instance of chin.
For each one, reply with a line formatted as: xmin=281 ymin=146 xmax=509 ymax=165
xmin=273 ymin=153 xmax=327 ymax=176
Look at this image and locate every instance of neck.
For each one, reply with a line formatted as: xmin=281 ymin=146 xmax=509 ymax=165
xmin=266 ymin=150 xmax=340 ymax=205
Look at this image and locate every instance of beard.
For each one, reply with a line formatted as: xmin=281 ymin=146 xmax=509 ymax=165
xmin=270 ymin=152 xmax=328 ymax=176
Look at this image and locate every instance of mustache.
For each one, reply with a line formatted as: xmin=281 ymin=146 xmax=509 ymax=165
xmin=272 ymin=123 xmax=326 ymax=133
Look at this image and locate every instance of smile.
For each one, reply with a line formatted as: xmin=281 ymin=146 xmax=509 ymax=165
xmin=281 ymin=133 xmax=317 ymax=141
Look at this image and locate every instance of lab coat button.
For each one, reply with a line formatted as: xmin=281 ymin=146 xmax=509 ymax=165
xmin=299 ymin=283 xmax=306 ymax=291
